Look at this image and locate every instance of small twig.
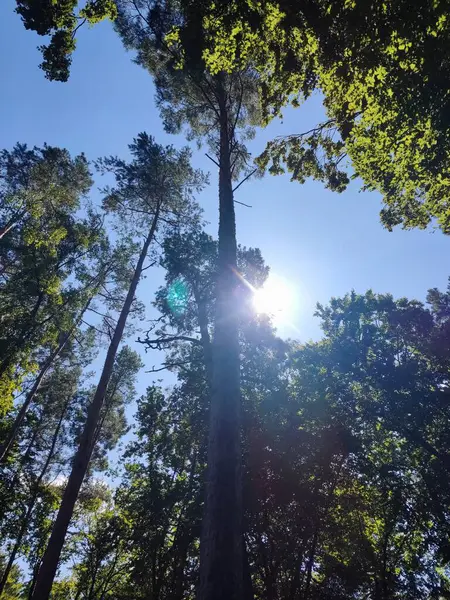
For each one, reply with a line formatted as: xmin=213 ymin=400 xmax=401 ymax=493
xmin=232 ymin=168 xmax=258 ymax=193
xmin=141 ymin=260 xmax=158 ymax=272
xmin=147 ymin=361 xmax=190 ymax=374
xmin=234 ymin=200 xmax=252 ymax=208
xmin=81 ymin=319 xmax=105 ymax=337
xmin=205 ymin=153 xmax=220 ymax=168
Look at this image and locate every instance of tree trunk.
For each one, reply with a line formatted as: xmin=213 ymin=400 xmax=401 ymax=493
xmin=0 ymin=210 xmax=26 ymax=240
xmin=243 ymin=537 xmax=255 ymax=600
xmin=0 ymin=291 xmax=44 ymax=380
xmin=198 ymin=76 xmax=243 ymax=600
xmin=303 ymin=531 xmax=318 ymax=600
xmin=0 ymin=395 xmax=69 ymax=596
xmin=30 ymin=217 xmax=158 ymax=600
xmin=193 ymin=288 xmax=213 ymax=387
xmin=0 ymin=295 xmax=94 ymax=464
xmin=0 ymin=416 xmax=42 ymax=523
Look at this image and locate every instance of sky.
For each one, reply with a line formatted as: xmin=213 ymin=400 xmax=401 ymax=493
xmin=1 ymin=2 xmax=449 ymax=429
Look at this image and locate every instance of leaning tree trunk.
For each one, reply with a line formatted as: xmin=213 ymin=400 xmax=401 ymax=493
xmin=30 ymin=216 xmax=158 ymax=600
xmin=0 ymin=295 xmax=92 ymax=464
xmin=0 ymin=396 xmax=69 ymax=597
xmin=0 ymin=292 xmax=44 ymax=381
xmin=198 ymin=76 xmax=243 ymax=600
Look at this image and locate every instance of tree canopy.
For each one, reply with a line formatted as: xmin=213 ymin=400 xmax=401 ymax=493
xmin=5 ymin=2 xmax=450 ymax=599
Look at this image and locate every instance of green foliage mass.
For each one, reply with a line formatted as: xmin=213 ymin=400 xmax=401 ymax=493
xmin=196 ymin=0 xmax=450 ymax=233
xmin=22 ymin=229 xmax=450 ymax=600
xmin=15 ymin=0 xmax=117 ymax=80
xmin=0 ymin=143 xmax=101 ymax=416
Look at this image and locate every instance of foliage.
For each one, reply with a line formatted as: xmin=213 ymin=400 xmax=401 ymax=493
xmin=0 ymin=142 xmax=102 ymax=416
xmin=196 ymin=0 xmax=450 ymax=233
xmin=59 ymin=266 xmax=450 ymax=600
xmin=15 ymin=0 xmax=117 ymax=80
xmin=97 ymin=132 xmax=205 ymax=236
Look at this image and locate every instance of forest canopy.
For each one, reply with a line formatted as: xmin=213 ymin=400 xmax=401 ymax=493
xmin=2 ymin=1 xmax=450 ymax=599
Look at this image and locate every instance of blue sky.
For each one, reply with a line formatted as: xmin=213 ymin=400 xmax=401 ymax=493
xmin=2 ymin=2 xmax=449 ymax=402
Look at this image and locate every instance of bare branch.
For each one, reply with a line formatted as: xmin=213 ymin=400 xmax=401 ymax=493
xmin=147 ymin=361 xmax=191 ymax=373
xmin=138 ymin=334 xmax=202 ymax=349
xmin=205 ymin=153 xmax=220 ymax=168
xmin=234 ymin=199 xmax=252 ymax=208
xmin=232 ymin=168 xmax=258 ymax=193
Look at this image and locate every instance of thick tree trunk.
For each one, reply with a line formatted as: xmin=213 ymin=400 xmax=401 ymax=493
xmin=30 ymin=217 xmax=158 ymax=600
xmin=198 ymin=77 xmax=243 ymax=600
xmin=0 ymin=395 xmax=69 ymax=596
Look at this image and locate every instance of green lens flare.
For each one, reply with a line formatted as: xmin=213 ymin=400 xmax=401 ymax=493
xmin=167 ymin=279 xmax=189 ymax=316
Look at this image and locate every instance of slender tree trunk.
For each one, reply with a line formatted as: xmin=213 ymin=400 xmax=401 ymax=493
xmin=0 ymin=210 xmax=25 ymax=240
xmin=0 ymin=361 xmax=51 ymax=463
xmin=170 ymin=452 xmax=198 ymax=600
xmin=87 ymin=561 xmax=100 ymax=600
xmin=243 ymin=537 xmax=255 ymax=600
xmin=27 ymin=535 xmax=47 ymax=599
xmin=0 ymin=396 xmax=69 ymax=597
xmin=198 ymin=76 xmax=243 ymax=600
xmin=0 ymin=297 xmax=93 ymax=464
xmin=27 ymin=564 xmax=40 ymax=600
xmin=0 ymin=292 xmax=44 ymax=380
xmin=303 ymin=531 xmax=318 ymax=600
xmin=30 ymin=217 xmax=158 ymax=600
xmin=0 ymin=416 xmax=42 ymax=523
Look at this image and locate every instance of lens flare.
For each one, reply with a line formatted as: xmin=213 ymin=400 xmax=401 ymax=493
xmin=252 ymin=274 xmax=295 ymax=325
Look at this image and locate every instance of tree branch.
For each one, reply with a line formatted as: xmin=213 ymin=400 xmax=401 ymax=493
xmin=205 ymin=153 xmax=220 ymax=168
xmin=232 ymin=168 xmax=258 ymax=193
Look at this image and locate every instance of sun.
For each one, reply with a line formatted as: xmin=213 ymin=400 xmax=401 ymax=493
xmin=252 ymin=274 xmax=295 ymax=324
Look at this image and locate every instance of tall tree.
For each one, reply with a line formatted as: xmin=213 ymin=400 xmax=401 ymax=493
xmin=0 ymin=142 xmax=101 ymax=418
xmin=115 ymin=5 xmax=262 ymax=597
xmin=30 ymin=133 xmax=204 ymax=600
xmin=53 ymin=276 xmax=450 ymax=600
xmin=140 ymin=228 xmax=275 ymax=600
xmin=0 ymin=361 xmax=82 ymax=597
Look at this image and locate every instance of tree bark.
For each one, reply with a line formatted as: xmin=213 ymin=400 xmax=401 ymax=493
xmin=198 ymin=76 xmax=243 ymax=600
xmin=30 ymin=215 xmax=158 ymax=600
xmin=193 ymin=287 xmax=213 ymax=387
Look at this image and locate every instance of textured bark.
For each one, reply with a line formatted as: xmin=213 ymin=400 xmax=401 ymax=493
xmin=198 ymin=77 xmax=243 ymax=600
xmin=30 ymin=216 xmax=158 ymax=600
